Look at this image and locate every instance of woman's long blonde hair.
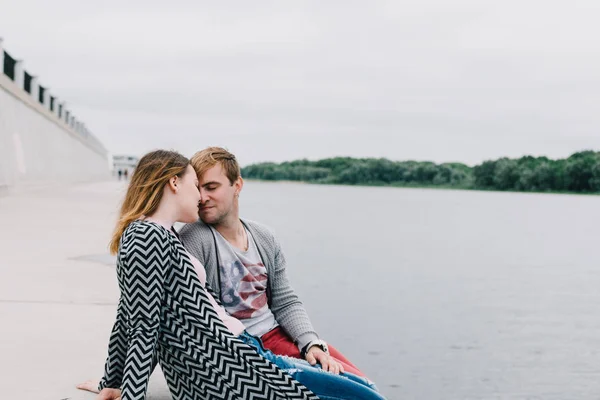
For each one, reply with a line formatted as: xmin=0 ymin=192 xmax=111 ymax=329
xmin=109 ymin=150 xmax=190 ymax=254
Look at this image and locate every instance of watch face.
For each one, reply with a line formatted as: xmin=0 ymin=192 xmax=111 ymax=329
xmin=318 ymin=341 xmax=329 ymax=353
xmin=306 ymin=340 xmax=329 ymax=355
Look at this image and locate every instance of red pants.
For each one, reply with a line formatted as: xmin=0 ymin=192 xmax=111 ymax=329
xmin=260 ymin=326 xmax=366 ymax=377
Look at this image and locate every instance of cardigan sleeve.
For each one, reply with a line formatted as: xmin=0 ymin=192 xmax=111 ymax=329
xmin=99 ymin=223 xmax=169 ymax=400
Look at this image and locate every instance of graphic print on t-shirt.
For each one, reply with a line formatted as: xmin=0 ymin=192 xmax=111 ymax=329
xmin=220 ymin=259 xmax=268 ymax=319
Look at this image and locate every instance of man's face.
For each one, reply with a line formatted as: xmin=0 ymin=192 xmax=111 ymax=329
xmin=197 ymin=164 xmax=240 ymax=225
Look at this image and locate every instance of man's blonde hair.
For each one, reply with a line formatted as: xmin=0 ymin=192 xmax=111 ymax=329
xmin=190 ymin=147 xmax=241 ymax=185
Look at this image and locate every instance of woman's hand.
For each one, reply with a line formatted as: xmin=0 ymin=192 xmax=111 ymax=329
xmin=76 ymin=379 xmax=101 ymax=394
xmin=76 ymin=380 xmax=122 ymax=399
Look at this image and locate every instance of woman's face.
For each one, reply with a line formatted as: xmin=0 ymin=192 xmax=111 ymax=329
xmin=177 ymin=164 xmax=201 ymax=223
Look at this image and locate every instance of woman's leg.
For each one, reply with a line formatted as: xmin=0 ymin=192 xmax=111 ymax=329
xmin=284 ymin=362 xmax=386 ymax=400
xmin=238 ymin=332 xmax=385 ymax=400
xmin=308 ymin=364 xmax=380 ymax=392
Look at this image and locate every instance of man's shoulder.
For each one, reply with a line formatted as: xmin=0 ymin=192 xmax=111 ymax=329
xmin=242 ymin=218 xmax=277 ymax=240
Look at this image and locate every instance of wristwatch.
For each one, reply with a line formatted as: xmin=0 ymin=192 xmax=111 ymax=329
xmin=301 ymin=339 xmax=329 ymax=358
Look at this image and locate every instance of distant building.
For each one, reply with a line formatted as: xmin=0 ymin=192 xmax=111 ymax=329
xmin=113 ymin=155 xmax=138 ymax=180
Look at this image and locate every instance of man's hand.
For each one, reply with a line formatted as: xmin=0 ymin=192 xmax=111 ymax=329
xmin=95 ymin=388 xmax=122 ymax=400
xmin=305 ymin=346 xmax=344 ymax=375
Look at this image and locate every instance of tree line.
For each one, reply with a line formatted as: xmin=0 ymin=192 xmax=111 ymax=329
xmin=241 ymin=151 xmax=600 ymax=193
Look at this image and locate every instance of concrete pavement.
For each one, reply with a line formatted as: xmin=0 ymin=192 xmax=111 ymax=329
xmin=0 ymin=181 xmax=171 ymax=400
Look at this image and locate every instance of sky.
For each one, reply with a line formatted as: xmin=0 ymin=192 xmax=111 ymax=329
xmin=1 ymin=0 xmax=599 ymax=166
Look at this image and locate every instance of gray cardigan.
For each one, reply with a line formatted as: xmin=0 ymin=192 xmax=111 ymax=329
xmin=179 ymin=218 xmax=319 ymax=351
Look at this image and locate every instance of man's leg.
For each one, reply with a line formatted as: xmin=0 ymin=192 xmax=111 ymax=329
xmin=260 ymin=326 xmax=367 ymax=377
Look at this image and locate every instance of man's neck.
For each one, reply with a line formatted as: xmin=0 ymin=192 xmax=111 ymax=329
xmin=213 ymin=216 xmax=247 ymax=251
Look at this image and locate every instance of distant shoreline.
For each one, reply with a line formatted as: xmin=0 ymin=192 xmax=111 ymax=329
xmin=241 ymin=152 xmax=600 ymax=196
xmin=243 ymin=180 xmax=600 ymax=197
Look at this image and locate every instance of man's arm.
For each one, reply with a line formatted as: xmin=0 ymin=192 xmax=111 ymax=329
xmin=267 ymin=234 xmax=319 ymax=352
xmin=267 ymin=234 xmax=343 ymax=373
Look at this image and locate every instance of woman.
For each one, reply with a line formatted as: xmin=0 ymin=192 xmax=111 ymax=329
xmin=85 ymin=150 xmax=385 ymax=400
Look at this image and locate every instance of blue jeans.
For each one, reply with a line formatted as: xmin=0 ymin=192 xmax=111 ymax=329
xmin=238 ymin=332 xmax=386 ymax=400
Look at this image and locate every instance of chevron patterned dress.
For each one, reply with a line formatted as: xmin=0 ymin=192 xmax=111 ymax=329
xmin=98 ymin=220 xmax=319 ymax=400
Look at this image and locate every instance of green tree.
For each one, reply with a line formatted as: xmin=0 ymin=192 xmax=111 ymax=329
xmin=564 ymin=151 xmax=598 ymax=192
xmin=493 ymin=158 xmax=520 ymax=190
xmin=473 ymin=160 xmax=497 ymax=188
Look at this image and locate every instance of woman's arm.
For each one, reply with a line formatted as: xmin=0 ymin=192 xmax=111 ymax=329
xmin=97 ymin=296 xmax=128 ymax=391
xmin=104 ymin=223 xmax=169 ymax=400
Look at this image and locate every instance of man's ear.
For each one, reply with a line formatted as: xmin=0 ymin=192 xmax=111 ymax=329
xmin=234 ymin=176 xmax=244 ymax=196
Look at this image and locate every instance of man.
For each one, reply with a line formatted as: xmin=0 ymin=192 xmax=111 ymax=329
xmin=179 ymin=147 xmax=365 ymax=377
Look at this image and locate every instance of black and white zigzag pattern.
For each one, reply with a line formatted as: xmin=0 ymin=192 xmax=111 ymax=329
xmin=99 ymin=221 xmax=319 ymax=400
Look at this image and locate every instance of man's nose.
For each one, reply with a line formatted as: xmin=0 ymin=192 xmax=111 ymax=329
xmin=198 ymin=187 xmax=208 ymax=203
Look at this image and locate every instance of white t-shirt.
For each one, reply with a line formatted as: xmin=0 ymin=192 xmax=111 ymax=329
xmin=211 ymin=226 xmax=278 ymax=337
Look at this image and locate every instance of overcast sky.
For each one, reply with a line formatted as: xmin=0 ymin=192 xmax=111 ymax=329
xmin=1 ymin=0 xmax=599 ymax=166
